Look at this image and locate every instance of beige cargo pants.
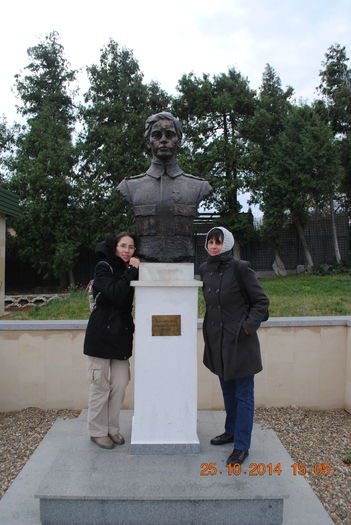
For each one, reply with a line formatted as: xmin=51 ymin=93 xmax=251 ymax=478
xmin=86 ymin=356 xmax=130 ymax=437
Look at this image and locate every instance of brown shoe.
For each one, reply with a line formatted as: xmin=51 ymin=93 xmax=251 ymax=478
xmin=90 ymin=436 xmax=115 ymax=449
xmin=109 ymin=432 xmax=125 ymax=445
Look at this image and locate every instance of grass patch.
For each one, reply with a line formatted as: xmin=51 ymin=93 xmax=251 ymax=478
xmin=5 ymin=275 xmax=351 ymax=320
xmin=260 ymin=274 xmax=351 ymax=316
xmin=11 ymin=290 xmax=90 ymax=320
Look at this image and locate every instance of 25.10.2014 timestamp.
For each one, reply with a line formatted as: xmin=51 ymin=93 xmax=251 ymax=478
xmin=200 ymin=462 xmax=332 ymax=477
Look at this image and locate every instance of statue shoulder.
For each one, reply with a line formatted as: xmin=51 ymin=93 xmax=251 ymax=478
xmin=182 ymin=173 xmax=212 ymax=197
xmin=118 ymin=173 xmax=147 ymax=189
xmin=118 ymin=173 xmax=147 ymax=201
xmin=182 ymin=172 xmax=207 ymax=181
xmin=182 ymin=173 xmax=212 ymax=189
xmin=125 ymin=173 xmax=147 ymax=181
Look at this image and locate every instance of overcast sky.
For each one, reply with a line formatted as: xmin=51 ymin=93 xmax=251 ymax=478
xmin=1 ymin=0 xmax=350 ymax=126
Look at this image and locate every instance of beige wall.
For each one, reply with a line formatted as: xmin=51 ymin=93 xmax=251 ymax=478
xmin=345 ymin=323 xmax=351 ymax=412
xmin=0 ymin=319 xmax=350 ymax=412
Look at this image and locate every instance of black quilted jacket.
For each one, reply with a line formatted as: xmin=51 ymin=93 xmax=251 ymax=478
xmin=83 ymin=244 xmax=138 ymax=360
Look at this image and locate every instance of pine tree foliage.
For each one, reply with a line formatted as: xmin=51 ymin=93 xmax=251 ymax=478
xmin=9 ymin=31 xmax=78 ymax=281
xmin=318 ymin=43 xmax=351 ymax=213
xmin=3 ymin=34 xmax=348 ymax=282
xmin=250 ymin=64 xmax=293 ymax=151
xmin=248 ymin=103 xmax=339 ymax=269
xmin=0 ymin=117 xmax=14 ymax=183
xmin=245 ymin=64 xmax=294 ymax=246
xmin=318 ymin=43 xmax=351 ymax=134
xmin=173 ymin=68 xmax=256 ymax=242
xmin=77 ymin=39 xmax=171 ymax=245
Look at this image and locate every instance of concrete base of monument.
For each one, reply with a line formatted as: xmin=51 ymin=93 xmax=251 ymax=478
xmin=37 ymin=410 xmax=285 ymax=525
xmin=130 ymin=263 xmax=202 ymax=454
xmin=0 ymin=410 xmax=335 ymax=525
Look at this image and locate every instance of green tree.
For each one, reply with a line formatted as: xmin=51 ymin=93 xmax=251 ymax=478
xmin=173 ymin=69 xmax=256 ymax=254
xmin=77 ymin=40 xmax=171 ymax=247
xmin=318 ymin=44 xmax=351 ymax=134
xmin=249 ymin=104 xmax=339 ymax=271
xmin=246 ymin=64 xmax=293 ymax=158
xmin=318 ymin=43 xmax=351 ymax=217
xmin=318 ymin=45 xmax=351 ymax=193
xmin=318 ymin=43 xmax=351 ymax=259
xmin=245 ymin=64 xmax=293 ymax=272
xmin=0 ymin=117 xmax=14 ymax=184
xmin=339 ymin=134 xmax=351 ymax=210
xmin=9 ymin=31 xmax=78 ymax=286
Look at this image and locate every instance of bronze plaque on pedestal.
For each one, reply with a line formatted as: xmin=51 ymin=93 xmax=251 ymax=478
xmin=152 ymin=315 xmax=181 ymax=336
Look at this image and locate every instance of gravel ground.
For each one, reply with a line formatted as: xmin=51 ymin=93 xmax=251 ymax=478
xmin=0 ymin=408 xmax=80 ymax=499
xmin=255 ymin=407 xmax=351 ymax=525
xmin=0 ymin=407 xmax=350 ymax=524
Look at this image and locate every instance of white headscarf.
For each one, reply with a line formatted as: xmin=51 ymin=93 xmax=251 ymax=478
xmin=205 ymin=226 xmax=235 ymax=254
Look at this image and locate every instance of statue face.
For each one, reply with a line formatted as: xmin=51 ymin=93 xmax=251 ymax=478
xmin=149 ymin=119 xmax=179 ymax=160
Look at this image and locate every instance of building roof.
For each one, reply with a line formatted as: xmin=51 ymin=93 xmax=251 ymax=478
xmin=0 ymin=187 xmax=20 ymax=217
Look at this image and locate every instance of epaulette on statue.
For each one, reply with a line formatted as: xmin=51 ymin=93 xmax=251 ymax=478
xmin=183 ymin=172 xmax=206 ymax=180
xmin=128 ymin=173 xmax=146 ymax=180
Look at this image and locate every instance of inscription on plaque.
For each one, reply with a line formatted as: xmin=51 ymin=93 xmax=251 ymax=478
xmin=152 ymin=315 xmax=181 ymax=336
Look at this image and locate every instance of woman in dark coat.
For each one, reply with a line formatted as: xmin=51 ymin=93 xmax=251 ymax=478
xmin=200 ymin=227 xmax=269 ymax=465
xmin=84 ymin=232 xmax=139 ymax=449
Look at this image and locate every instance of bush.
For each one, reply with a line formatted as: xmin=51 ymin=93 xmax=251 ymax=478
xmin=312 ymin=254 xmax=351 ymax=276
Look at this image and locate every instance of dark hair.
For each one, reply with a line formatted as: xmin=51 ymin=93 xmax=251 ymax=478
xmin=207 ymin=228 xmax=224 ymax=244
xmin=144 ymin=112 xmax=183 ymax=143
xmin=95 ymin=232 xmax=137 ymax=263
xmin=115 ymin=231 xmax=137 ymax=250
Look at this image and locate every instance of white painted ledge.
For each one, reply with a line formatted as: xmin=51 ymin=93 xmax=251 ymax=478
xmin=131 ymin=280 xmax=202 ymax=287
xmin=0 ymin=316 xmax=350 ymax=331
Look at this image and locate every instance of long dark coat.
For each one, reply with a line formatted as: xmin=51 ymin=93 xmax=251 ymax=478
xmin=200 ymin=252 xmax=269 ymax=381
xmin=84 ymin=251 xmax=138 ymax=360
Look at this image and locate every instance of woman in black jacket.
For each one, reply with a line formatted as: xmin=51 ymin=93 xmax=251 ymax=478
xmin=84 ymin=232 xmax=139 ymax=449
xmin=200 ymin=227 xmax=269 ymax=466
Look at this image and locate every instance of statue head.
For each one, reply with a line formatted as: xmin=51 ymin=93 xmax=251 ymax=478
xmin=145 ymin=112 xmax=182 ymax=161
xmin=144 ymin=112 xmax=183 ymax=142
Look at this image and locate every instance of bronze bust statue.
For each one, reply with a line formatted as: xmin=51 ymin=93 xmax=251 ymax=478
xmin=117 ymin=112 xmax=212 ymax=262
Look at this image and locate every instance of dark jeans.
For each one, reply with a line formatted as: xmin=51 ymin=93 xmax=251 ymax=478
xmin=219 ymin=375 xmax=254 ymax=451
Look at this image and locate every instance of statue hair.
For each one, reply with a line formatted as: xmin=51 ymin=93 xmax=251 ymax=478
xmin=144 ymin=112 xmax=183 ymax=143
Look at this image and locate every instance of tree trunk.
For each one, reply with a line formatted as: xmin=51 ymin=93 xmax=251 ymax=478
xmin=330 ymin=199 xmax=341 ymax=264
xmin=233 ymin=242 xmax=241 ymax=259
xmin=293 ymin=215 xmax=314 ymax=272
xmin=68 ymin=270 xmax=75 ymax=288
xmin=272 ymin=250 xmax=287 ymax=277
xmin=59 ymin=272 xmax=67 ymax=290
xmin=223 ymin=112 xmax=235 ymax=208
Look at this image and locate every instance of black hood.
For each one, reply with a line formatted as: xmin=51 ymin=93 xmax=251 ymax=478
xmin=95 ymin=237 xmax=116 ymax=261
xmin=94 ymin=237 xmax=126 ymax=271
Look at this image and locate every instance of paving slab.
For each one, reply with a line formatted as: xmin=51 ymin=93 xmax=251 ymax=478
xmin=0 ymin=410 xmax=335 ymax=525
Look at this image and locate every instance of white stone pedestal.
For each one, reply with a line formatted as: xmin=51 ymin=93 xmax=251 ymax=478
xmin=130 ymin=263 xmax=201 ymax=454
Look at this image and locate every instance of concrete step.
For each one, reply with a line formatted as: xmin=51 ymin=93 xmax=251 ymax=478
xmin=37 ymin=410 xmax=284 ymax=525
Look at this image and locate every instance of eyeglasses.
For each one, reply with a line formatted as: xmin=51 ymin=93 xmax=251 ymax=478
xmin=117 ymin=243 xmax=135 ymax=251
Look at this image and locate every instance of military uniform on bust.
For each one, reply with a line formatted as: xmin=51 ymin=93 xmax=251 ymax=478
xmin=117 ymin=111 xmax=212 ymax=263
xmin=118 ymin=157 xmax=211 ymax=262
